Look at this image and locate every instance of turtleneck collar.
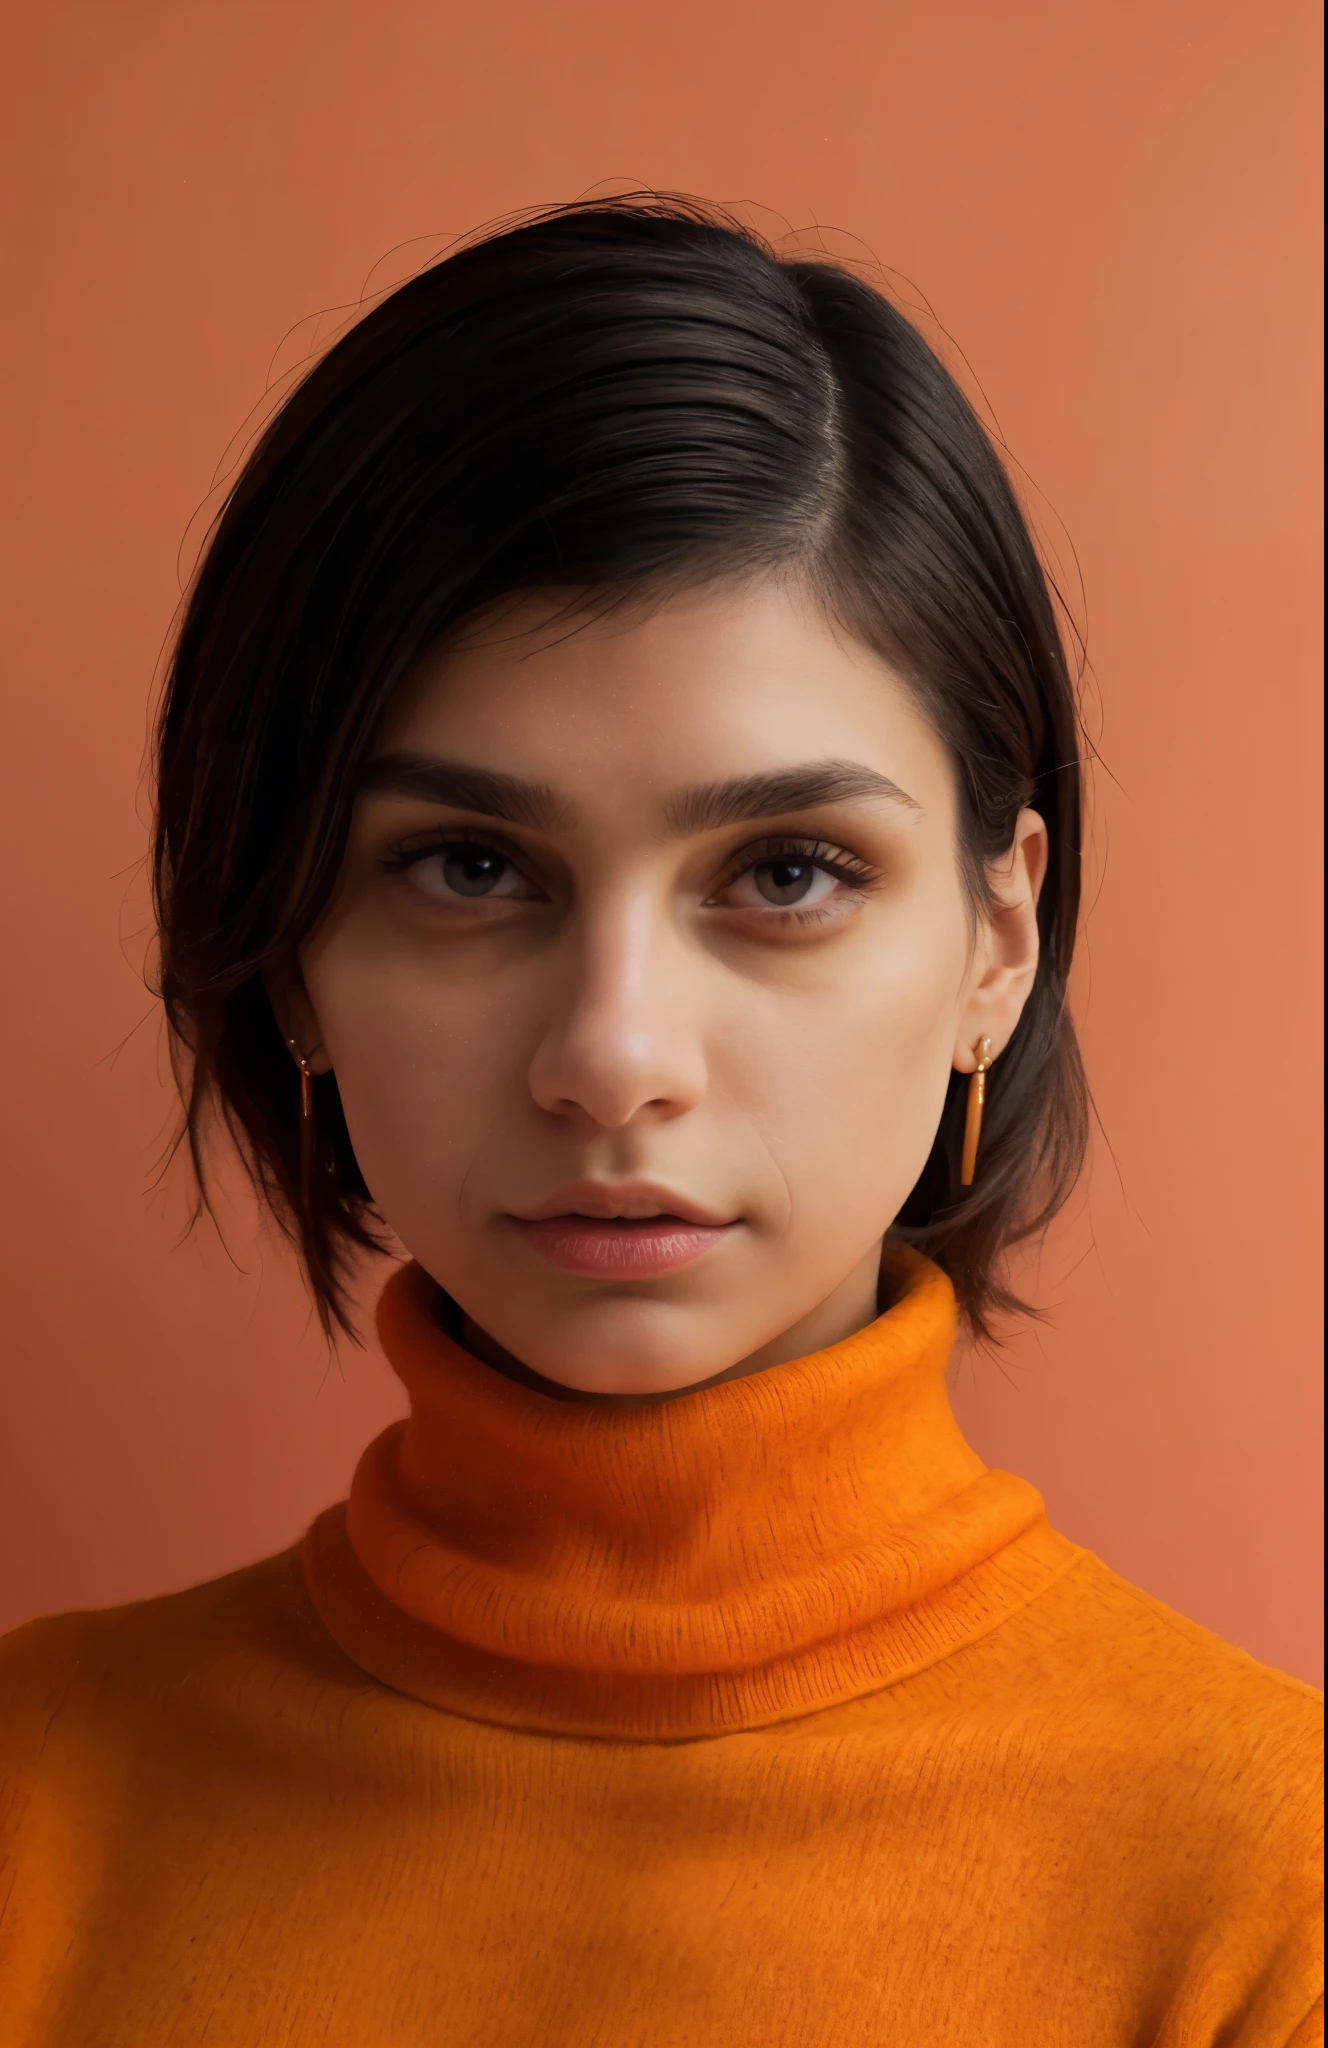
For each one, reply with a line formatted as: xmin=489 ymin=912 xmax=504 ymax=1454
xmin=302 ymin=1246 xmax=1077 ymax=1740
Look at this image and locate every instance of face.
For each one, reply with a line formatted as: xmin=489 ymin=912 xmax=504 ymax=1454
xmin=288 ymin=579 xmax=1045 ymax=1395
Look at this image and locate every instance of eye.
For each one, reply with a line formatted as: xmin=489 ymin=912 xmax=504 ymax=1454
xmin=713 ymin=839 xmax=875 ymax=915
xmin=394 ymin=839 xmax=539 ymax=903
xmin=738 ymin=857 xmax=838 ymax=909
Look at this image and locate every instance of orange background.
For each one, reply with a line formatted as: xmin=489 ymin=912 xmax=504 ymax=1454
xmin=1 ymin=0 xmax=1322 ymax=1684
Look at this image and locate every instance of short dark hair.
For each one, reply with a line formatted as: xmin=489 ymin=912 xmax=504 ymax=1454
xmin=153 ymin=194 xmax=1088 ymax=1341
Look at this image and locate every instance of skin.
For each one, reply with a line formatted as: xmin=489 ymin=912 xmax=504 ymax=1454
xmin=280 ymin=578 xmax=1046 ymax=1399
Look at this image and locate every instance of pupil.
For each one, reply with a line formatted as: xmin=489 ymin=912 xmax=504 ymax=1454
xmin=758 ymin=859 xmax=814 ymax=905
xmin=443 ymin=848 xmax=504 ymax=896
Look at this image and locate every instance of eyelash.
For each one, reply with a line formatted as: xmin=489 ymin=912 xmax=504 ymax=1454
xmin=381 ymin=825 xmax=526 ymax=876
xmin=711 ymin=835 xmax=879 ymax=898
xmin=381 ymin=828 xmax=881 ymax=900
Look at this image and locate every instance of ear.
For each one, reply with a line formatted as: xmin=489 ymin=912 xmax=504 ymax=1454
xmin=264 ymin=964 xmax=334 ymax=1077
xmin=953 ymin=808 xmax=1049 ymax=1072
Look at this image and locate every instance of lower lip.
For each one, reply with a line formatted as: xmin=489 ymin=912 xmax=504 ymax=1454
xmin=511 ymin=1217 xmax=735 ymax=1278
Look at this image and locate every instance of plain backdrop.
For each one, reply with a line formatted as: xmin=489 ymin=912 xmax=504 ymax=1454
xmin=0 ymin=0 xmax=1322 ymax=1684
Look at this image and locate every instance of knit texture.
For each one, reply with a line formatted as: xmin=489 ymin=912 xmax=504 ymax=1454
xmin=0 ymin=1251 xmax=1321 ymax=2045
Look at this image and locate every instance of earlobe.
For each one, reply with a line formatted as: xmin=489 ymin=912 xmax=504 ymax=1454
xmin=264 ymin=968 xmax=333 ymax=1077
xmin=953 ymin=1030 xmax=999 ymax=1075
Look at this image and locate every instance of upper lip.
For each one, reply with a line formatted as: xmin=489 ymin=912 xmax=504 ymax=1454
xmin=511 ymin=1181 xmax=734 ymax=1227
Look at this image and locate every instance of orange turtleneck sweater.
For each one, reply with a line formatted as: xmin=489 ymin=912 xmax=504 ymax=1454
xmin=0 ymin=1251 xmax=1321 ymax=2046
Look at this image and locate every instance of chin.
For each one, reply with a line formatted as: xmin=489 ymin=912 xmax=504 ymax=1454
xmin=504 ymin=1297 xmax=745 ymax=1398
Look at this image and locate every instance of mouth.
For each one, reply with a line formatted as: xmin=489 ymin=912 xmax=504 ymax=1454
xmin=508 ymin=1183 xmax=738 ymax=1280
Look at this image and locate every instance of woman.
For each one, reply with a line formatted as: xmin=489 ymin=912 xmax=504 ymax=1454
xmin=1 ymin=197 xmax=1320 ymax=2046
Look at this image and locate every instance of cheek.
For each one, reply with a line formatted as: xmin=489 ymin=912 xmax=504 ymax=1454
xmin=719 ymin=914 xmax=966 ymax=1218
xmin=301 ymin=939 xmax=523 ymax=1211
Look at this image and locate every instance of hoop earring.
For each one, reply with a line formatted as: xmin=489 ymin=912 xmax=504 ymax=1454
xmin=960 ymin=1037 xmax=994 ymax=1188
xmin=287 ymin=1039 xmax=314 ymax=1120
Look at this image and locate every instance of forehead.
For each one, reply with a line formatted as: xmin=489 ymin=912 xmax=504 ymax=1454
xmin=378 ymin=579 xmax=952 ymax=812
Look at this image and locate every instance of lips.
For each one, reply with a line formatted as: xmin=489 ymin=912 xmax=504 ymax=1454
xmin=509 ymin=1183 xmax=737 ymax=1279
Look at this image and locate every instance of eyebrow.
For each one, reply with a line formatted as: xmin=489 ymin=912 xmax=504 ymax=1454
xmin=360 ymin=753 xmax=572 ymax=831
xmin=360 ymin=751 xmax=919 ymax=836
xmin=663 ymin=760 xmax=919 ymax=835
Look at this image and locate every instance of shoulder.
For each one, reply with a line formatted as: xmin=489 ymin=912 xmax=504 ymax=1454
xmin=1 ymin=1547 xmax=310 ymax=1677
xmin=860 ymin=1547 xmax=1323 ymax=2030
xmin=0 ymin=1548 xmax=361 ymax=1781
xmin=1007 ymin=1548 xmax=1322 ymax=1879
xmin=881 ymin=1542 xmax=1323 ymax=1900
xmin=1063 ymin=1558 xmax=1324 ymax=2032
xmin=1056 ymin=1549 xmax=1322 ymax=1759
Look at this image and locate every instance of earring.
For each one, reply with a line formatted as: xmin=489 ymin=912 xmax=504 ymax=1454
xmin=960 ymin=1037 xmax=994 ymax=1188
xmin=288 ymin=1040 xmax=314 ymax=1120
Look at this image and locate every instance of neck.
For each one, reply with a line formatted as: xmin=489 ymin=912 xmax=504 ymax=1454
xmin=302 ymin=1242 xmax=1074 ymax=1738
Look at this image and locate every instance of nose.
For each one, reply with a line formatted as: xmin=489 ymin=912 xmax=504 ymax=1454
xmin=527 ymin=893 xmax=708 ymax=1129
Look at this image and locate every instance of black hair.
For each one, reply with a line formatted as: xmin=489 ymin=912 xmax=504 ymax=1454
xmin=153 ymin=194 xmax=1088 ymax=1340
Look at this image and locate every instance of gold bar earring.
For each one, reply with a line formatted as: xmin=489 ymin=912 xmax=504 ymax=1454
xmin=288 ymin=1040 xmax=314 ymax=1120
xmin=960 ymin=1037 xmax=994 ymax=1187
